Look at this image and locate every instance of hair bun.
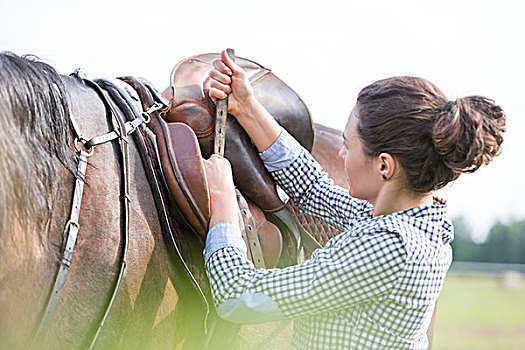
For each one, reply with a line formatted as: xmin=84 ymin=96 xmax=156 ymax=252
xmin=432 ymin=96 xmax=506 ymax=174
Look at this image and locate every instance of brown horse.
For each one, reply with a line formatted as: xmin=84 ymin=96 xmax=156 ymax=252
xmin=0 ymin=52 xmax=342 ymax=349
xmin=0 ymin=52 xmax=215 ymax=349
xmin=0 ymin=52 xmax=435 ymax=349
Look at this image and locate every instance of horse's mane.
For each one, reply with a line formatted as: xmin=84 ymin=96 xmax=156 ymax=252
xmin=0 ymin=52 xmax=76 ymax=237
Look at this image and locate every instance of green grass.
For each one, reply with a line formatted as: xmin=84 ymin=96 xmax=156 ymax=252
xmin=433 ymin=274 xmax=525 ymax=350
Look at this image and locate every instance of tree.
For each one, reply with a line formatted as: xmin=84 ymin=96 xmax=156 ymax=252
xmin=450 ymin=216 xmax=485 ymax=262
xmin=481 ymin=220 xmax=525 ymax=264
xmin=450 ymin=217 xmax=525 ymax=263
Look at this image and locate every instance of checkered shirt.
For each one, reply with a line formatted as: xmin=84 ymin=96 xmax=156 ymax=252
xmin=205 ymin=130 xmax=454 ymax=350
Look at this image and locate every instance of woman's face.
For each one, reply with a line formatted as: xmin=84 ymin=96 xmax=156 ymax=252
xmin=338 ymin=108 xmax=381 ymax=203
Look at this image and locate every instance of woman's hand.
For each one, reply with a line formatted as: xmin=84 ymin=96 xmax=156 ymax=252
xmin=209 ymin=50 xmax=282 ymax=152
xmin=203 ymin=154 xmax=239 ymax=230
xmin=209 ymin=50 xmax=256 ymax=119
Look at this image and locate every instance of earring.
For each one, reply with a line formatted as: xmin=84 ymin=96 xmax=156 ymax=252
xmin=382 ymin=174 xmax=387 ymax=180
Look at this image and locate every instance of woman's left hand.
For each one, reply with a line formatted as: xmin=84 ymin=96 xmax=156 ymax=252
xmin=203 ymin=154 xmax=239 ymax=230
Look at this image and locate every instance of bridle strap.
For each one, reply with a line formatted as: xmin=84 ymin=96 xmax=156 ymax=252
xmin=27 ymin=146 xmax=91 ymax=349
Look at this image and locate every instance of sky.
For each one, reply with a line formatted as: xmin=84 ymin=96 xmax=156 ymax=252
xmin=1 ymin=0 xmax=524 ymax=241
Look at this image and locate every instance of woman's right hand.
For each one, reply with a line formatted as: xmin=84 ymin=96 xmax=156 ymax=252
xmin=209 ymin=50 xmax=282 ymax=152
xmin=209 ymin=50 xmax=255 ymax=119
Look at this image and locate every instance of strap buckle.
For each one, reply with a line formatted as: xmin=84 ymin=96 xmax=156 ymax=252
xmin=73 ymin=137 xmax=94 ymax=156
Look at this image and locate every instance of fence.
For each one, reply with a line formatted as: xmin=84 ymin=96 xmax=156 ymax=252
xmin=450 ymin=261 xmax=525 ymax=275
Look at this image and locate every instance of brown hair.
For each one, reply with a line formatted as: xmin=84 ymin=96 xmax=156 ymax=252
xmin=355 ymin=76 xmax=506 ymax=193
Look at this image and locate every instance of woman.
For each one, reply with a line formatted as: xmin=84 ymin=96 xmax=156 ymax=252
xmin=202 ymin=50 xmax=506 ymax=349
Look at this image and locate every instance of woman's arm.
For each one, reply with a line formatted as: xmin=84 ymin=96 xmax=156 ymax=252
xmin=209 ymin=51 xmax=371 ymax=229
xmin=204 ymin=228 xmax=406 ymax=323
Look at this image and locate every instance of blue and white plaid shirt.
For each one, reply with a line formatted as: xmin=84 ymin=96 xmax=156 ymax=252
xmin=204 ymin=129 xmax=454 ymax=349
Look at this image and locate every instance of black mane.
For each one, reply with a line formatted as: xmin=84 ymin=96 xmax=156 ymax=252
xmin=0 ymin=52 xmax=76 ymax=236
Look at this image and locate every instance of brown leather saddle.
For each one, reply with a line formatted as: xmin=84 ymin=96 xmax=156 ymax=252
xmin=115 ymin=75 xmax=282 ymax=268
xmin=152 ymin=53 xmax=317 ymax=268
xmin=115 ymin=54 xmax=337 ymax=270
xmin=162 ymin=53 xmax=315 ymax=213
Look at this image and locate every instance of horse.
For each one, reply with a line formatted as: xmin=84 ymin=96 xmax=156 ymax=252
xmin=0 ymin=52 xmax=208 ymax=349
xmin=0 ymin=52 xmax=436 ymax=349
xmin=0 ymin=51 xmax=346 ymax=349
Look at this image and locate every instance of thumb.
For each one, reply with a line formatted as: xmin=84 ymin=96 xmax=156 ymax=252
xmin=221 ymin=49 xmax=243 ymax=75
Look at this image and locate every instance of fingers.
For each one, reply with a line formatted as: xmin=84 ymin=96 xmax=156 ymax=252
xmin=204 ymin=154 xmax=232 ymax=173
xmin=221 ymin=50 xmax=243 ymax=75
xmin=210 ymin=78 xmax=231 ymax=94
xmin=208 ymin=51 xmax=251 ymax=109
xmin=209 ymin=88 xmax=226 ymax=100
xmin=209 ymin=68 xmax=231 ymax=85
xmin=203 ymin=155 xmax=235 ymax=194
xmin=210 ymin=59 xmax=233 ymax=101
xmin=212 ymin=58 xmax=233 ymax=76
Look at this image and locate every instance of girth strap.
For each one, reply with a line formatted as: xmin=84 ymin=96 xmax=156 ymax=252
xmin=86 ymin=78 xmax=134 ymax=350
xmin=237 ymin=190 xmax=266 ymax=268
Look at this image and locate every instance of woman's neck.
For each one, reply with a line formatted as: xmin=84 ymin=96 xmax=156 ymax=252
xmin=372 ymin=183 xmax=433 ymax=217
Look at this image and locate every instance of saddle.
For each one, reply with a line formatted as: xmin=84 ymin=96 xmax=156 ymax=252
xmin=94 ymin=63 xmax=342 ymax=348
xmin=161 ymin=53 xmax=315 ymax=213
xmin=101 ymin=53 xmax=338 ymax=269
xmin=117 ymin=76 xmax=282 ymax=268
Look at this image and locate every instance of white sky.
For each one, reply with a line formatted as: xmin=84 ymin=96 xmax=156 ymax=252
xmin=1 ymin=0 xmax=524 ymax=240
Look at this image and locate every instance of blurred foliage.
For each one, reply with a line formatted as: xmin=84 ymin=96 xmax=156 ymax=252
xmin=451 ymin=217 xmax=525 ymax=263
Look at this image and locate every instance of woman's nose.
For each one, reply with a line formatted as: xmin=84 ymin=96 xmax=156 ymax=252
xmin=338 ymin=147 xmax=345 ymax=159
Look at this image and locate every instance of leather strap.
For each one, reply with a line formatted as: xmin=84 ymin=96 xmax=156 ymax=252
xmin=84 ymin=106 xmax=155 ymax=148
xmin=214 ymin=48 xmax=235 ymax=156
xmin=28 ymin=148 xmax=91 ymax=349
xmin=236 ymin=190 xmax=265 ymax=268
xmin=87 ymin=79 xmax=134 ymax=350
xmin=213 ymin=49 xmax=267 ymax=268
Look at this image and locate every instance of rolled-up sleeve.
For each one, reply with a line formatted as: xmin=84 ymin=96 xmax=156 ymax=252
xmin=204 ymin=221 xmax=246 ymax=263
xmin=258 ymin=129 xmax=302 ymax=172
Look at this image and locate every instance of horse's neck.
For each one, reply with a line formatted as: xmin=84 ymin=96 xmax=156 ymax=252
xmin=0 ymin=77 xmax=118 ymax=348
xmin=0 ymin=163 xmax=75 ymax=349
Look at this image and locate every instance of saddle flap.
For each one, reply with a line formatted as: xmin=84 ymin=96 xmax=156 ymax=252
xmin=157 ymin=120 xmax=210 ymax=236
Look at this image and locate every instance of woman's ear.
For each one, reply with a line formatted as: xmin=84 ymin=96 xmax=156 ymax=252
xmin=377 ymin=152 xmax=396 ymax=180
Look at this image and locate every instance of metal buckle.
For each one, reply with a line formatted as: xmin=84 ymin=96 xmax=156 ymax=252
xmin=146 ymin=102 xmax=164 ymax=115
xmin=140 ymin=102 xmax=165 ymax=124
xmin=73 ymin=137 xmax=94 ymax=156
xmin=63 ymin=219 xmax=80 ymax=234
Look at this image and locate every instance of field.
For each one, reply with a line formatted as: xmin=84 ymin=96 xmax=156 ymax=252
xmin=433 ymin=274 xmax=525 ymax=350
